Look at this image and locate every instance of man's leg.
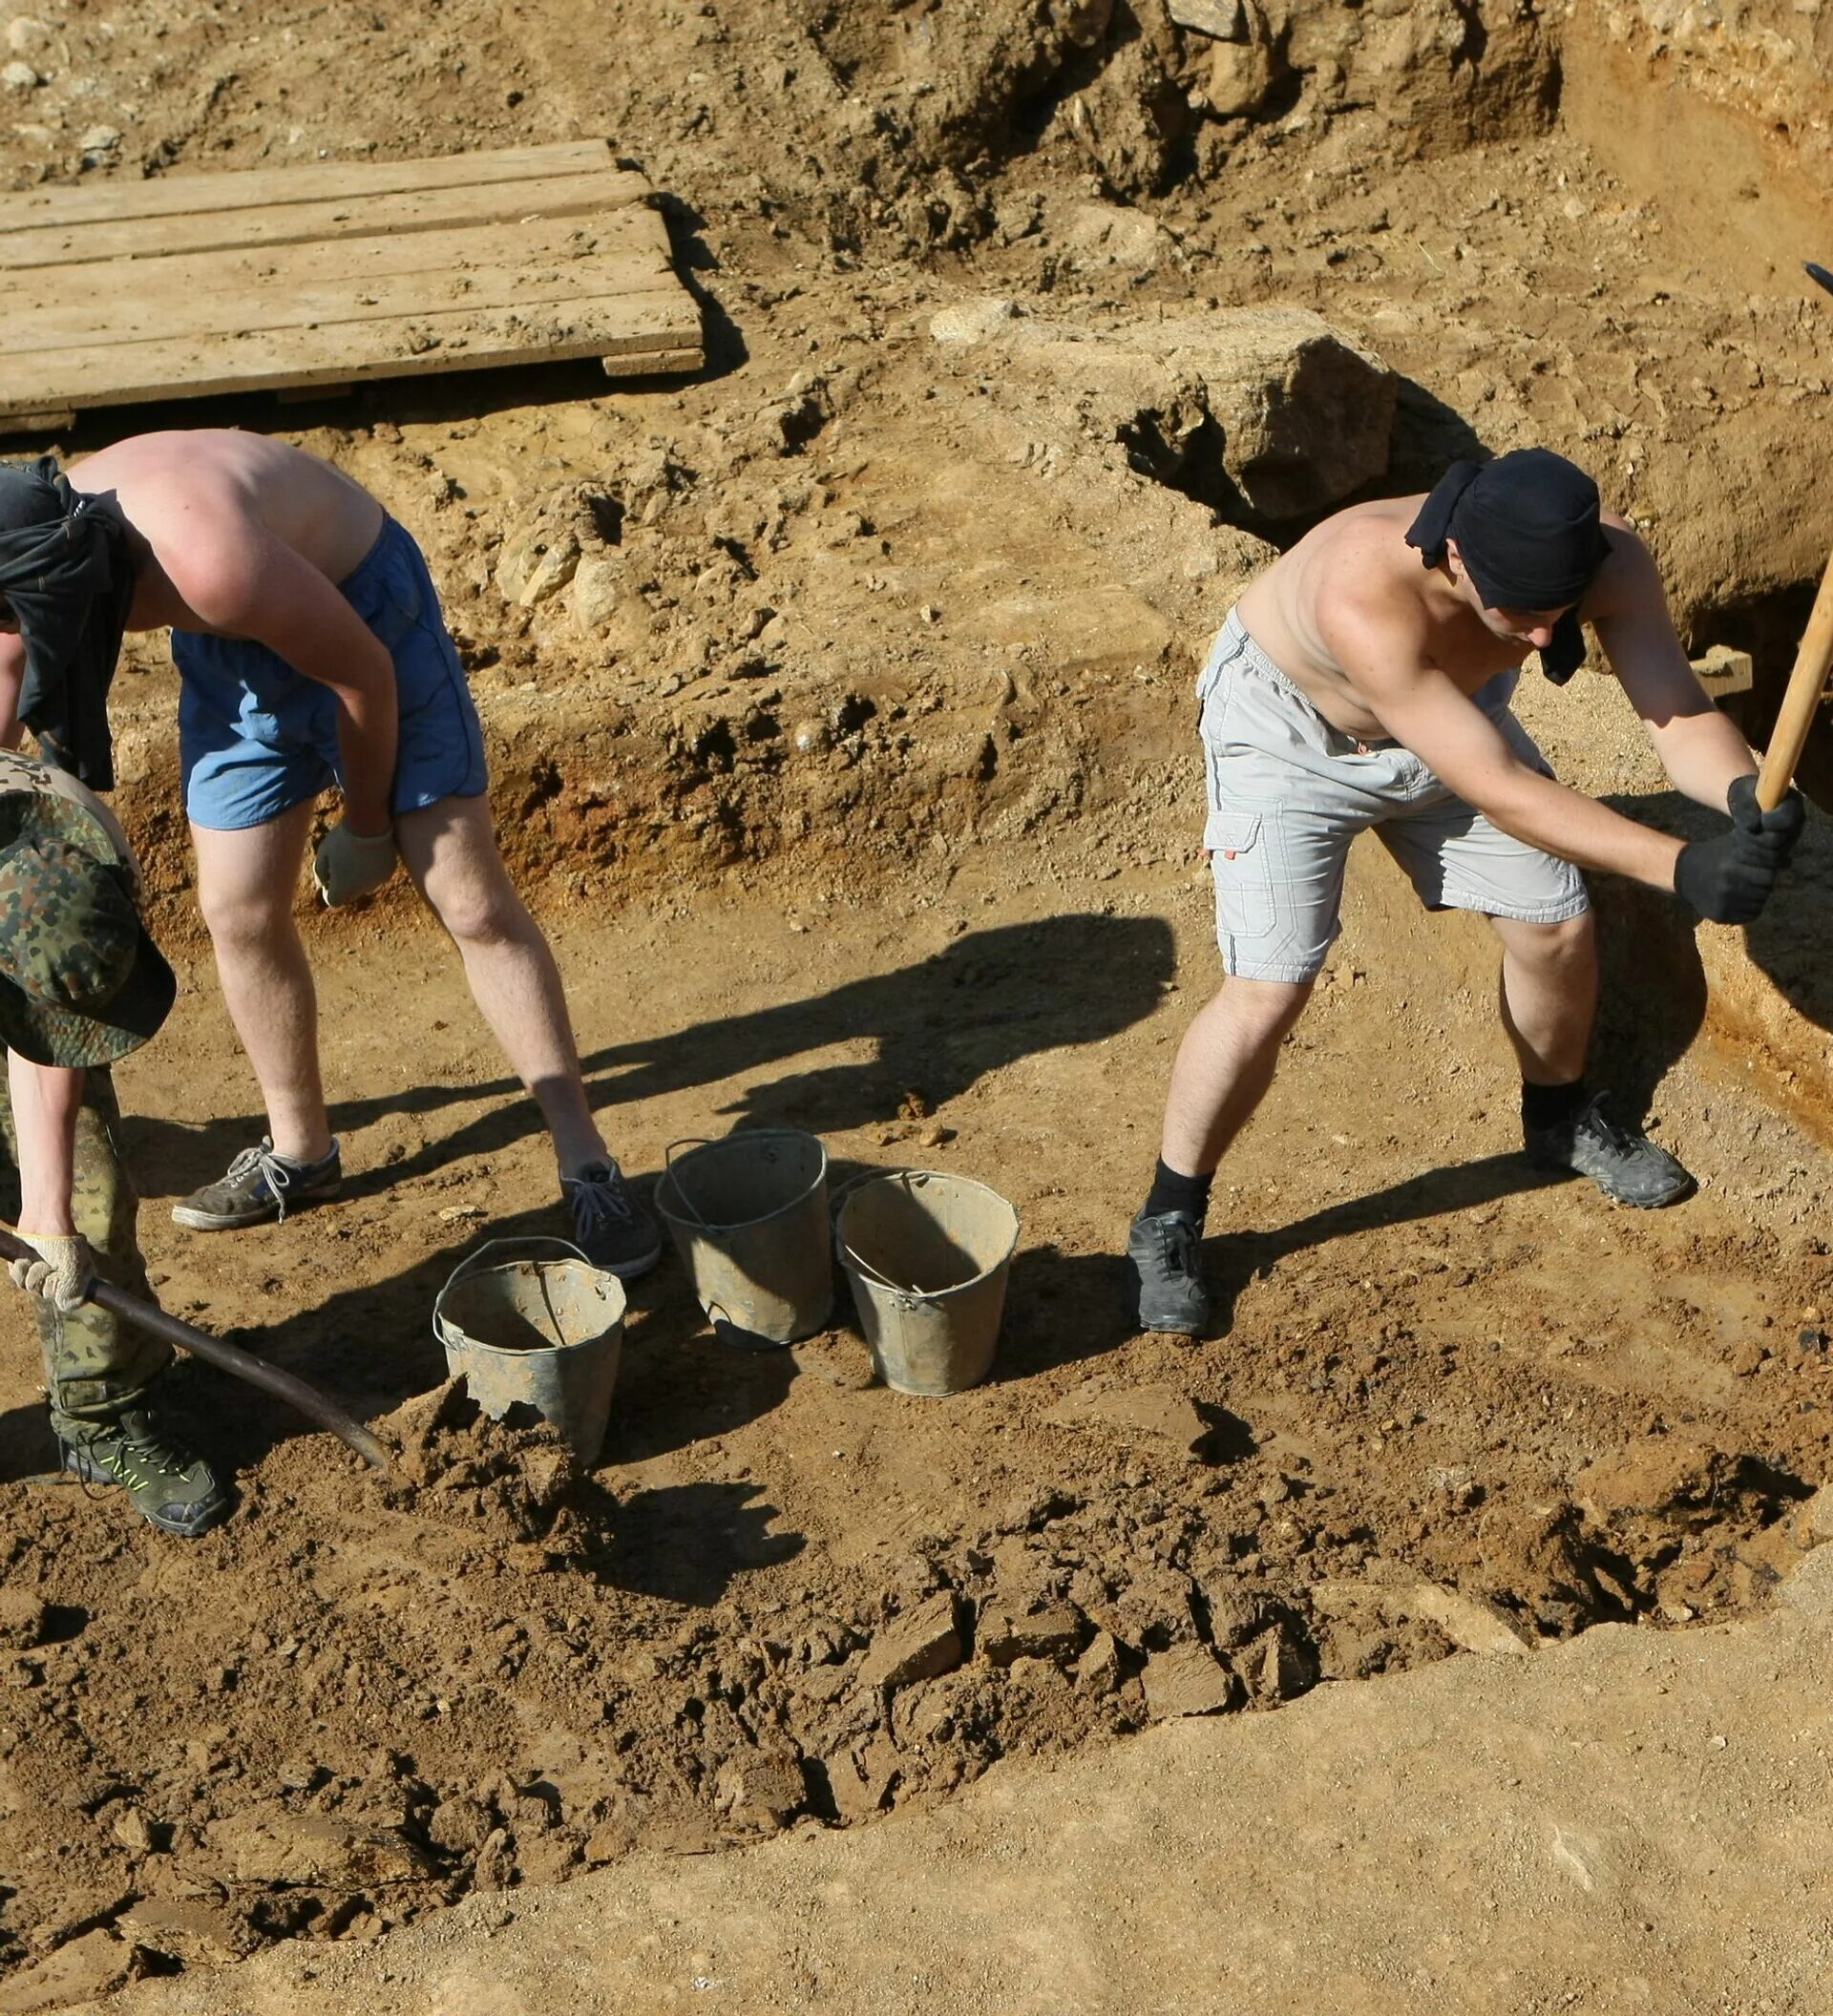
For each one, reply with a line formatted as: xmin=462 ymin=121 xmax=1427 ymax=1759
xmin=396 ymin=794 xmax=661 ymax=1276
xmin=0 ymin=1071 xmax=226 ymax=1535
xmin=1132 ymin=974 xmax=1314 ymax=1335
xmin=173 ymin=804 xmax=345 ymax=1230
xmin=192 ymin=803 xmax=329 ymax=1161
xmin=1489 ymin=910 xmax=1691 ymax=1206
xmin=1160 ymin=976 xmax=1316 ymax=1175
xmin=1492 ymin=908 xmax=1596 ymax=1085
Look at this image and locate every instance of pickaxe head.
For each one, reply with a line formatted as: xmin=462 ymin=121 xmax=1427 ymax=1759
xmin=1809 ymin=262 xmax=1833 ymax=299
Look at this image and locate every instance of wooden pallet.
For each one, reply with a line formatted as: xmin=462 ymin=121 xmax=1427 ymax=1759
xmin=0 ymin=140 xmax=703 ymax=432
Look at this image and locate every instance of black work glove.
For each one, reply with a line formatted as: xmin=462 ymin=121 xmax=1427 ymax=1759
xmin=1727 ymin=773 xmax=1805 ymax=863
xmin=1674 ymin=825 xmax=1785 ymax=924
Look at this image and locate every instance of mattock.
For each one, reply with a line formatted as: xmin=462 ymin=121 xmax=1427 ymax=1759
xmin=0 ymin=1224 xmax=396 ymax=1478
xmin=1751 ymin=263 xmax=1833 ymax=811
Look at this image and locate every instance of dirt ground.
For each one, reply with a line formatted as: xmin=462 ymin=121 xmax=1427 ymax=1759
xmin=2 ymin=0 xmax=1833 ymax=2002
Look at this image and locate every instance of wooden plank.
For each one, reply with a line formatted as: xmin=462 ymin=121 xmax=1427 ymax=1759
xmin=602 ymin=348 xmax=704 ymax=380
xmin=11 ymin=242 xmax=677 ymax=355
xmin=0 ymin=292 xmax=702 ymax=414
xmin=1 ymin=140 xmax=623 ymax=229
xmin=0 ymin=409 xmax=75 ymax=438
xmin=0 ymin=169 xmax=662 ymax=271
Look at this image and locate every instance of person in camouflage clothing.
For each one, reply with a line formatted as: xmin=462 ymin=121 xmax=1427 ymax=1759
xmin=0 ymin=747 xmax=227 ymax=1537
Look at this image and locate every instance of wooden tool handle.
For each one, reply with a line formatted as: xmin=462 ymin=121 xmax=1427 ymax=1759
xmin=1756 ymin=546 xmax=1833 ymax=809
xmin=0 ymin=1226 xmax=395 ymax=1476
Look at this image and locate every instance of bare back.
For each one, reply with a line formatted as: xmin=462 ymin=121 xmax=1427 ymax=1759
xmin=1236 ymin=494 xmax=1549 ymax=740
xmin=67 ymin=431 xmax=383 ymax=636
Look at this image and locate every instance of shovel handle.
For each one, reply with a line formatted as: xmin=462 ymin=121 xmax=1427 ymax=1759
xmin=0 ymin=1227 xmax=396 ymax=1477
xmin=1755 ymin=545 xmax=1833 ymax=810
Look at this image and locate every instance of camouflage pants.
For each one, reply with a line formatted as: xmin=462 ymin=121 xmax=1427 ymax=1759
xmin=0 ymin=1069 xmax=172 ymax=1438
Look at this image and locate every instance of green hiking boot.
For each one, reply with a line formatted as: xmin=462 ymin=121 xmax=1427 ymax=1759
xmin=60 ymin=1406 xmax=231 ymax=1538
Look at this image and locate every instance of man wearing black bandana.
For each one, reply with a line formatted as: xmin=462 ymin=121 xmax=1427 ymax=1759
xmin=0 ymin=430 xmax=661 ymax=1281
xmin=1127 ymin=447 xmax=1805 ymax=1338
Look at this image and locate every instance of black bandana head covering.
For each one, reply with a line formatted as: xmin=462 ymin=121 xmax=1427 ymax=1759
xmin=0 ymin=456 xmax=135 ymax=788
xmin=1403 ymin=449 xmax=1613 ymax=685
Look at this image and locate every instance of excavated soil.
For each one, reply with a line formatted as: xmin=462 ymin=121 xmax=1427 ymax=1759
xmin=2 ymin=0 xmax=1833 ymax=2002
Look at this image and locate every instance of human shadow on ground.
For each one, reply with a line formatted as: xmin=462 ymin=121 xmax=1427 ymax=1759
xmin=588 ymin=1479 xmax=803 ymax=1609
xmin=125 ymin=913 xmax=1176 ymax=1203
xmin=977 ymin=1152 xmax=1578 ymax=1388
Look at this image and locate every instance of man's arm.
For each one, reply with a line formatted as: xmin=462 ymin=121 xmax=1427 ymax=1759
xmin=1329 ymin=603 xmax=1686 ymax=891
xmin=8 ymin=1049 xmax=82 ymax=1233
xmin=0 ymin=633 xmax=26 ymax=749
xmin=1587 ymin=520 xmax=1759 ymax=808
xmin=163 ymin=509 xmax=398 ymax=835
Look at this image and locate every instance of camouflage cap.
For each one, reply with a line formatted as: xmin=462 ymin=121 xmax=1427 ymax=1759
xmin=0 ymin=769 xmax=174 ymax=1068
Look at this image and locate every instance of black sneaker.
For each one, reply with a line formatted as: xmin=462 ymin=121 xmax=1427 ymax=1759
xmin=1127 ymin=1207 xmax=1212 ymax=1336
xmin=1524 ymin=1094 xmax=1694 ymax=1208
xmin=563 ymin=1159 xmax=663 ymax=1280
xmin=60 ymin=1406 xmax=230 ymax=1538
xmin=171 ymin=1138 xmax=342 ymax=1230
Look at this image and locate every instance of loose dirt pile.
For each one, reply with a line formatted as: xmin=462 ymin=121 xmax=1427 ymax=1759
xmin=0 ymin=0 xmax=1831 ymax=2005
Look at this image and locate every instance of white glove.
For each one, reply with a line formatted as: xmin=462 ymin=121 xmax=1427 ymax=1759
xmin=312 ymin=821 xmax=398 ymax=907
xmin=9 ymin=1232 xmax=95 ymax=1313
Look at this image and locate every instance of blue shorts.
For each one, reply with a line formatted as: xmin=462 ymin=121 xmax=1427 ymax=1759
xmin=174 ymin=514 xmax=489 ymax=831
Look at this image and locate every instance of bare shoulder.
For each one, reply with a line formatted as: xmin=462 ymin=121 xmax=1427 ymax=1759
xmin=1311 ymin=509 xmax=1431 ymax=671
xmin=67 ymin=430 xmax=263 ymax=526
xmin=1580 ymin=511 xmax=1664 ymax=621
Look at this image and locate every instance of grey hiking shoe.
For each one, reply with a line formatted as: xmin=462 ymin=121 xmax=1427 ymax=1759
xmin=564 ymin=1159 xmax=663 ymax=1280
xmin=1524 ymin=1095 xmax=1694 ymax=1208
xmin=61 ymin=1405 xmax=230 ymax=1538
xmin=1127 ymin=1207 xmax=1212 ymax=1336
xmin=171 ymin=1138 xmax=342 ymax=1230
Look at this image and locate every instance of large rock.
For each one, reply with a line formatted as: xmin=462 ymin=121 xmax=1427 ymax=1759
xmin=936 ymin=303 xmax=1396 ymax=520
xmin=202 ymin=1806 xmax=434 ymax=1888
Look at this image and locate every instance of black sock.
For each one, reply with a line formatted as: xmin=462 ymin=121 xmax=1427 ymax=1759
xmin=1145 ymin=1158 xmax=1213 ymax=1221
xmin=1522 ymin=1078 xmax=1590 ymax=1130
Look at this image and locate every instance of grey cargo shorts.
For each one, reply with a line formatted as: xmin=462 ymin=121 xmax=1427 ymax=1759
xmin=1198 ymin=608 xmax=1590 ymax=982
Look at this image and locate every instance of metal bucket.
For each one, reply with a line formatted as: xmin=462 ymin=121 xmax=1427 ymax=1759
xmin=432 ymin=1238 xmax=626 ymax=1465
xmin=835 ymin=1169 xmax=1021 ymax=1396
xmin=654 ymin=1129 xmax=832 ymax=1347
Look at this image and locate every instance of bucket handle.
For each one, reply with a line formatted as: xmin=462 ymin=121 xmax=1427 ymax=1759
xmin=659 ymin=1137 xmax=716 ymax=1228
xmin=831 ymin=1167 xmax=935 ymax=1302
xmin=436 ymin=1235 xmax=593 ymax=1308
xmin=662 ymin=1130 xmax=825 ymax=1232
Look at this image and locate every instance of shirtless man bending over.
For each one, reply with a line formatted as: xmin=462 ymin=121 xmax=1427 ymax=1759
xmin=1127 ymin=448 xmax=1803 ymax=1336
xmin=0 ymin=431 xmax=659 ymax=1277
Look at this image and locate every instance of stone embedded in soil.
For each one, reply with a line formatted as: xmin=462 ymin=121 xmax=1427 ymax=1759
xmin=202 ymin=1807 xmax=434 ymax=1888
xmin=1141 ymin=1643 xmax=1241 ymax=1721
xmin=1806 ymin=1485 xmax=1833 ymax=1542
xmin=1197 ymin=1577 xmax=1270 ymax=1650
xmin=117 ymin=1900 xmax=256 ymax=1968
xmin=0 ymin=1928 xmax=130 ymax=2013
xmin=1045 ymin=1379 xmax=1207 ymax=1453
xmin=711 ymin=1751 xmax=808 ymax=1830
xmin=1167 ymin=0 xmax=1247 ymax=38
xmin=976 ymin=1599 xmax=1085 ymax=1669
xmin=824 ymin=1732 xmax=903 ymax=1823
xmin=1075 ymin=1629 xmax=1124 ymax=1693
xmin=1400 ymin=1583 xmax=1535 ymax=1658
xmin=1243 ymin=1625 xmax=1318 ymax=1704
xmin=945 ymin=304 xmax=1395 ymax=519
xmin=471 ymin=1828 xmax=516 ymax=1891
xmin=858 ymin=1594 xmax=963 ymax=1691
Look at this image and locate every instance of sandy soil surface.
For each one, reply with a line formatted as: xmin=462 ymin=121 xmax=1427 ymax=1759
xmin=48 ymin=1512 xmax=1833 ymax=2016
xmin=2 ymin=0 xmax=1833 ymax=2002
